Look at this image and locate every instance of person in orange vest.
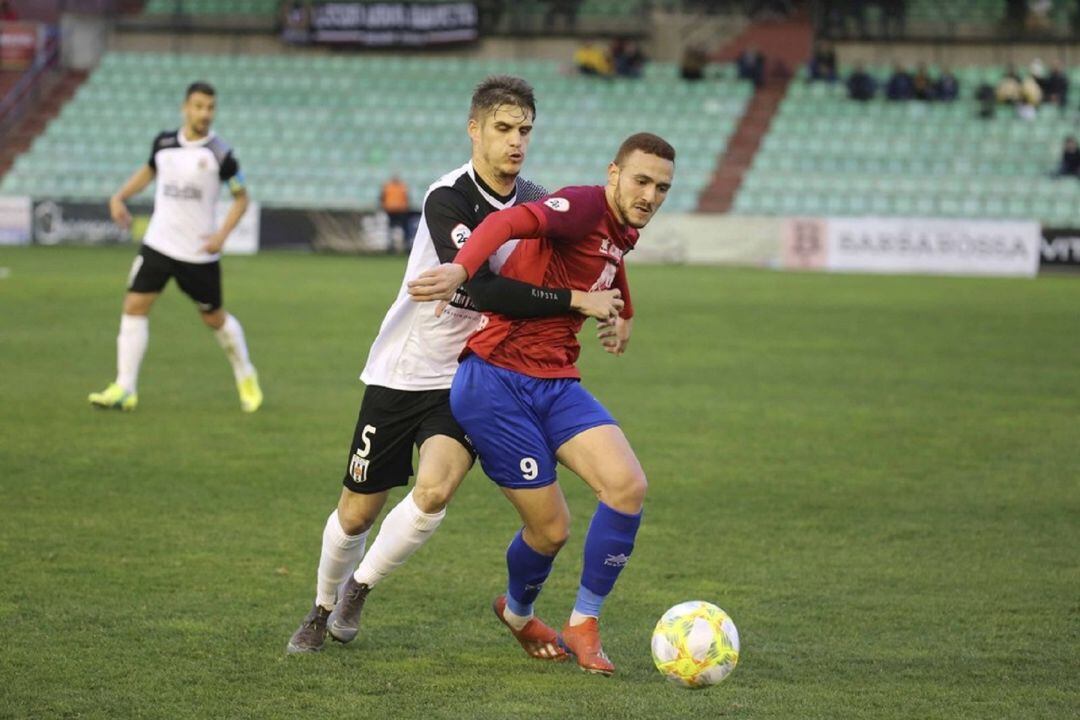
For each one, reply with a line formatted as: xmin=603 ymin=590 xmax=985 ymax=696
xmin=380 ymin=174 xmax=411 ymax=253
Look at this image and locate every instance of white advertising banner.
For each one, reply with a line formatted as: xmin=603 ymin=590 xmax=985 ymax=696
xmin=782 ymin=217 xmax=1040 ymax=277
xmin=632 ymin=213 xmax=783 ymax=266
xmin=219 ymin=200 xmax=260 ymax=255
xmin=0 ymin=196 xmax=32 ymax=246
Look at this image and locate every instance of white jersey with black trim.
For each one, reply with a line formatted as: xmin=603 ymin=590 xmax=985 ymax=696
xmin=142 ymin=130 xmax=244 ymax=264
xmin=360 ymin=162 xmax=547 ymax=391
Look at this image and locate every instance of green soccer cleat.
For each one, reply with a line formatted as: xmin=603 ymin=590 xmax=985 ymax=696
xmin=88 ymin=383 xmax=137 ymax=411
xmin=237 ymin=372 xmax=263 ymax=413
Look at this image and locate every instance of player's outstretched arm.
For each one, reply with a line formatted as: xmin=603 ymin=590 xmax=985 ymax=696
xmin=109 ymin=165 xmax=155 ymax=229
xmin=408 ymin=204 xmax=541 ymax=303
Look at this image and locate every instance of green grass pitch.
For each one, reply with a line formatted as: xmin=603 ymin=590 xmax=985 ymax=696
xmin=1 ymin=246 xmax=1077 ymax=719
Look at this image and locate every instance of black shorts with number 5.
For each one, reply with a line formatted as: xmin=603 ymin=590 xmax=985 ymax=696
xmin=127 ymin=244 xmax=222 ymax=312
xmin=342 ymin=385 xmax=475 ymax=494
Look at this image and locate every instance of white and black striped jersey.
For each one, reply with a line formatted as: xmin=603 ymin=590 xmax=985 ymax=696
xmin=360 ymin=161 xmax=571 ymax=391
xmin=142 ymin=130 xmax=245 ymax=264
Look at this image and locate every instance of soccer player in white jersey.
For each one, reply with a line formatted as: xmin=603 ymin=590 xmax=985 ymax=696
xmin=89 ymin=81 xmax=262 ymax=413
xmin=286 ymin=76 xmax=623 ymax=654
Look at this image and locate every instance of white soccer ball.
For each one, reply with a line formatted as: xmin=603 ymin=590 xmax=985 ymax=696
xmin=651 ymin=601 xmax=740 ymax=688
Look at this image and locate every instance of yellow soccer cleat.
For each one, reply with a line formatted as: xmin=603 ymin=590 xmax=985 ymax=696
xmin=237 ymin=372 xmax=263 ymax=413
xmin=88 ymin=382 xmax=138 ymax=411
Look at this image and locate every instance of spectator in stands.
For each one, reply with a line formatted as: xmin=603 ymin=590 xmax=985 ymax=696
xmin=680 ymin=44 xmax=707 ymax=81
xmin=995 ymin=63 xmax=1023 ymax=103
xmin=885 ymin=63 xmax=914 ymax=101
xmin=612 ymin=39 xmax=647 ymax=79
xmin=976 ymin=83 xmax=996 ymax=118
xmin=574 ymin=39 xmax=613 ymax=77
xmin=736 ymin=46 xmax=766 ymax=88
xmin=912 ymin=63 xmax=934 ymax=101
xmin=808 ymin=41 xmax=838 ymax=82
xmin=847 ymin=62 xmax=877 ymax=101
xmin=1040 ymin=60 xmax=1069 ymax=110
xmin=0 ymin=0 xmax=18 ymax=20
xmin=935 ymin=69 xmax=960 ymax=102
xmin=380 ymin=174 xmax=411 ymax=253
xmin=1016 ymin=71 xmax=1044 ymax=119
xmin=1057 ymin=136 xmax=1080 ymax=177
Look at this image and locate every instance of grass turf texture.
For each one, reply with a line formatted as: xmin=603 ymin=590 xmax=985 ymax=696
xmin=1 ymin=245 xmax=1077 ymax=719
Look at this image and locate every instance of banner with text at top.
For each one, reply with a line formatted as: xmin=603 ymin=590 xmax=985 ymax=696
xmin=782 ymin=217 xmax=1040 ymax=278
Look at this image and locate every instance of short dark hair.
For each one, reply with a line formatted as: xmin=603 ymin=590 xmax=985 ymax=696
xmin=470 ymin=75 xmax=536 ymax=121
xmin=186 ymin=81 xmax=216 ymax=99
xmin=614 ymin=132 xmax=676 ymax=166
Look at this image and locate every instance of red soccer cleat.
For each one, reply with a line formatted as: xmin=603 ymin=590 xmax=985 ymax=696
xmin=492 ymin=595 xmax=568 ymax=661
xmin=560 ymin=617 xmax=615 ymax=676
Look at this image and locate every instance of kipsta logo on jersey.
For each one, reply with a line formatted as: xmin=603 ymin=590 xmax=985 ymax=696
xmin=197 ymin=158 xmax=208 ymax=171
xmin=544 ymin=197 xmax=570 ymax=212
xmin=348 ymin=451 xmax=369 ymax=484
xmin=450 ymin=223 xmax=471 ymax=248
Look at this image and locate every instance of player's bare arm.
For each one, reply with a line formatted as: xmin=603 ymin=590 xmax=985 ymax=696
xmin=202 ymin=188 xmax=249 ymax=254
xmin=109 ymin=165 xmax=155 ymax=229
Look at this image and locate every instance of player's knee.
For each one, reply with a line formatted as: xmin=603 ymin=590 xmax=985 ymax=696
xmin=411 ymin=481 xmax=455 ymax=514
xmin=336 ymin=497 xmax=379 ymax=535
xmin=526 ymin=520 xmax=570 ymax=555
xmin=604 ymin=469 xmax=648 ymax=514
xmin=200 ymin=309 xmax=225 ymax=329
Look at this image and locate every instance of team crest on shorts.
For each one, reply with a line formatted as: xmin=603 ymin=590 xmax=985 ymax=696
xmin=349 ymin=451 xmax=370 ymax=484
xmin=544 ymin=197 xmax=570 ymax=212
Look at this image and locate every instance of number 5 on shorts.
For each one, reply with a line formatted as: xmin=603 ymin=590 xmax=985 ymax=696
xmin=520 ymin=457 xmax=538 ymax=481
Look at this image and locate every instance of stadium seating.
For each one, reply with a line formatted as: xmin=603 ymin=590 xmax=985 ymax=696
xmin=0 ymin=51 xmax=749 ymax=212
xmin=734 ymin=66 xmax=1080 ymax=225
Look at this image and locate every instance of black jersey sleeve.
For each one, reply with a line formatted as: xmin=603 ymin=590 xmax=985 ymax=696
xmin=424 ymin=187 xmax=572 ymax=318
xmin=147 ymin=131 xmax=172 ymax=170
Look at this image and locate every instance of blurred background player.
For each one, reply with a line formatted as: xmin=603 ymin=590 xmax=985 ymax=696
xmin=88 ymin=81 xmax=261 ymax=413
xmin=286 ymin=76 xmax=623 ymax=655
xmin=408 ymin=132 xmax=676 ymax=675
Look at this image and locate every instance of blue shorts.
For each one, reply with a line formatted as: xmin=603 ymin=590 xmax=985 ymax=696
xmin=450 ymin=354 xmax=616 ymax=489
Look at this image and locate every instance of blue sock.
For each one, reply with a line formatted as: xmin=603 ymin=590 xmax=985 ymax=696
xmin=574 ymin=502 xmax=642 ymax=618
xmin=505 ymin=529 xmax=556 ymax=617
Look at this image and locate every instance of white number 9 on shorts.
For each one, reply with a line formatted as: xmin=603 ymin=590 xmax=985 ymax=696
xmin=520 ymin=457 xmax=538 ymax=481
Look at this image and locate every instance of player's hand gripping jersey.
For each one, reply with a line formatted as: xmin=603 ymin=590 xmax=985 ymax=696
xmin=453 ymin=186 xmax=636 ymax=379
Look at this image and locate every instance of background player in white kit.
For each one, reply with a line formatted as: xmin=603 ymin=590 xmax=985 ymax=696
xmin=89 ymin=82 xmax=262 ymax=413
xmin=286 ymin=76 xmax=623 ymax=654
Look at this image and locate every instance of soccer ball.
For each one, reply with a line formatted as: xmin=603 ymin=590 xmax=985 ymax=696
xmin=651 ymin=601 xmax=740 ymax=688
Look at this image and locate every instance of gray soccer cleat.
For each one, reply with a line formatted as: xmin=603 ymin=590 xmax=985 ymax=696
xmin=286 ymin=604 xmax=331 ymax=654
xmin=326 ymin=576 xmax=371 ymax=644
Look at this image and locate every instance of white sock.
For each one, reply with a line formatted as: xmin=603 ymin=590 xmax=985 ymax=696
xmin=503 ymin=606 xmax=533 ymax=632
xmin=116 ymin=314 xmax=148 ymax=394
xmin=214 ymin=313 xmax=255 ymax=382
xmin=315 ymin=510 xmax=368 ymax=611
xmin=353 ymin=490 xmax=445 ymax=588
xmin=569 ymin=610 xmax=595 ymax=627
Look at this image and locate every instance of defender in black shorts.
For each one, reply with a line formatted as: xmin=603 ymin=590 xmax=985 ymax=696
xmin=88 ymin=81 xmax=262 ymax=413
xmin=342 ymin=386 xmax=473 ymax=495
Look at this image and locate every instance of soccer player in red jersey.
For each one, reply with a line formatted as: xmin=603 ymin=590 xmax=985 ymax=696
xmin=408 ymin=132 xmax=675 ymax=675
